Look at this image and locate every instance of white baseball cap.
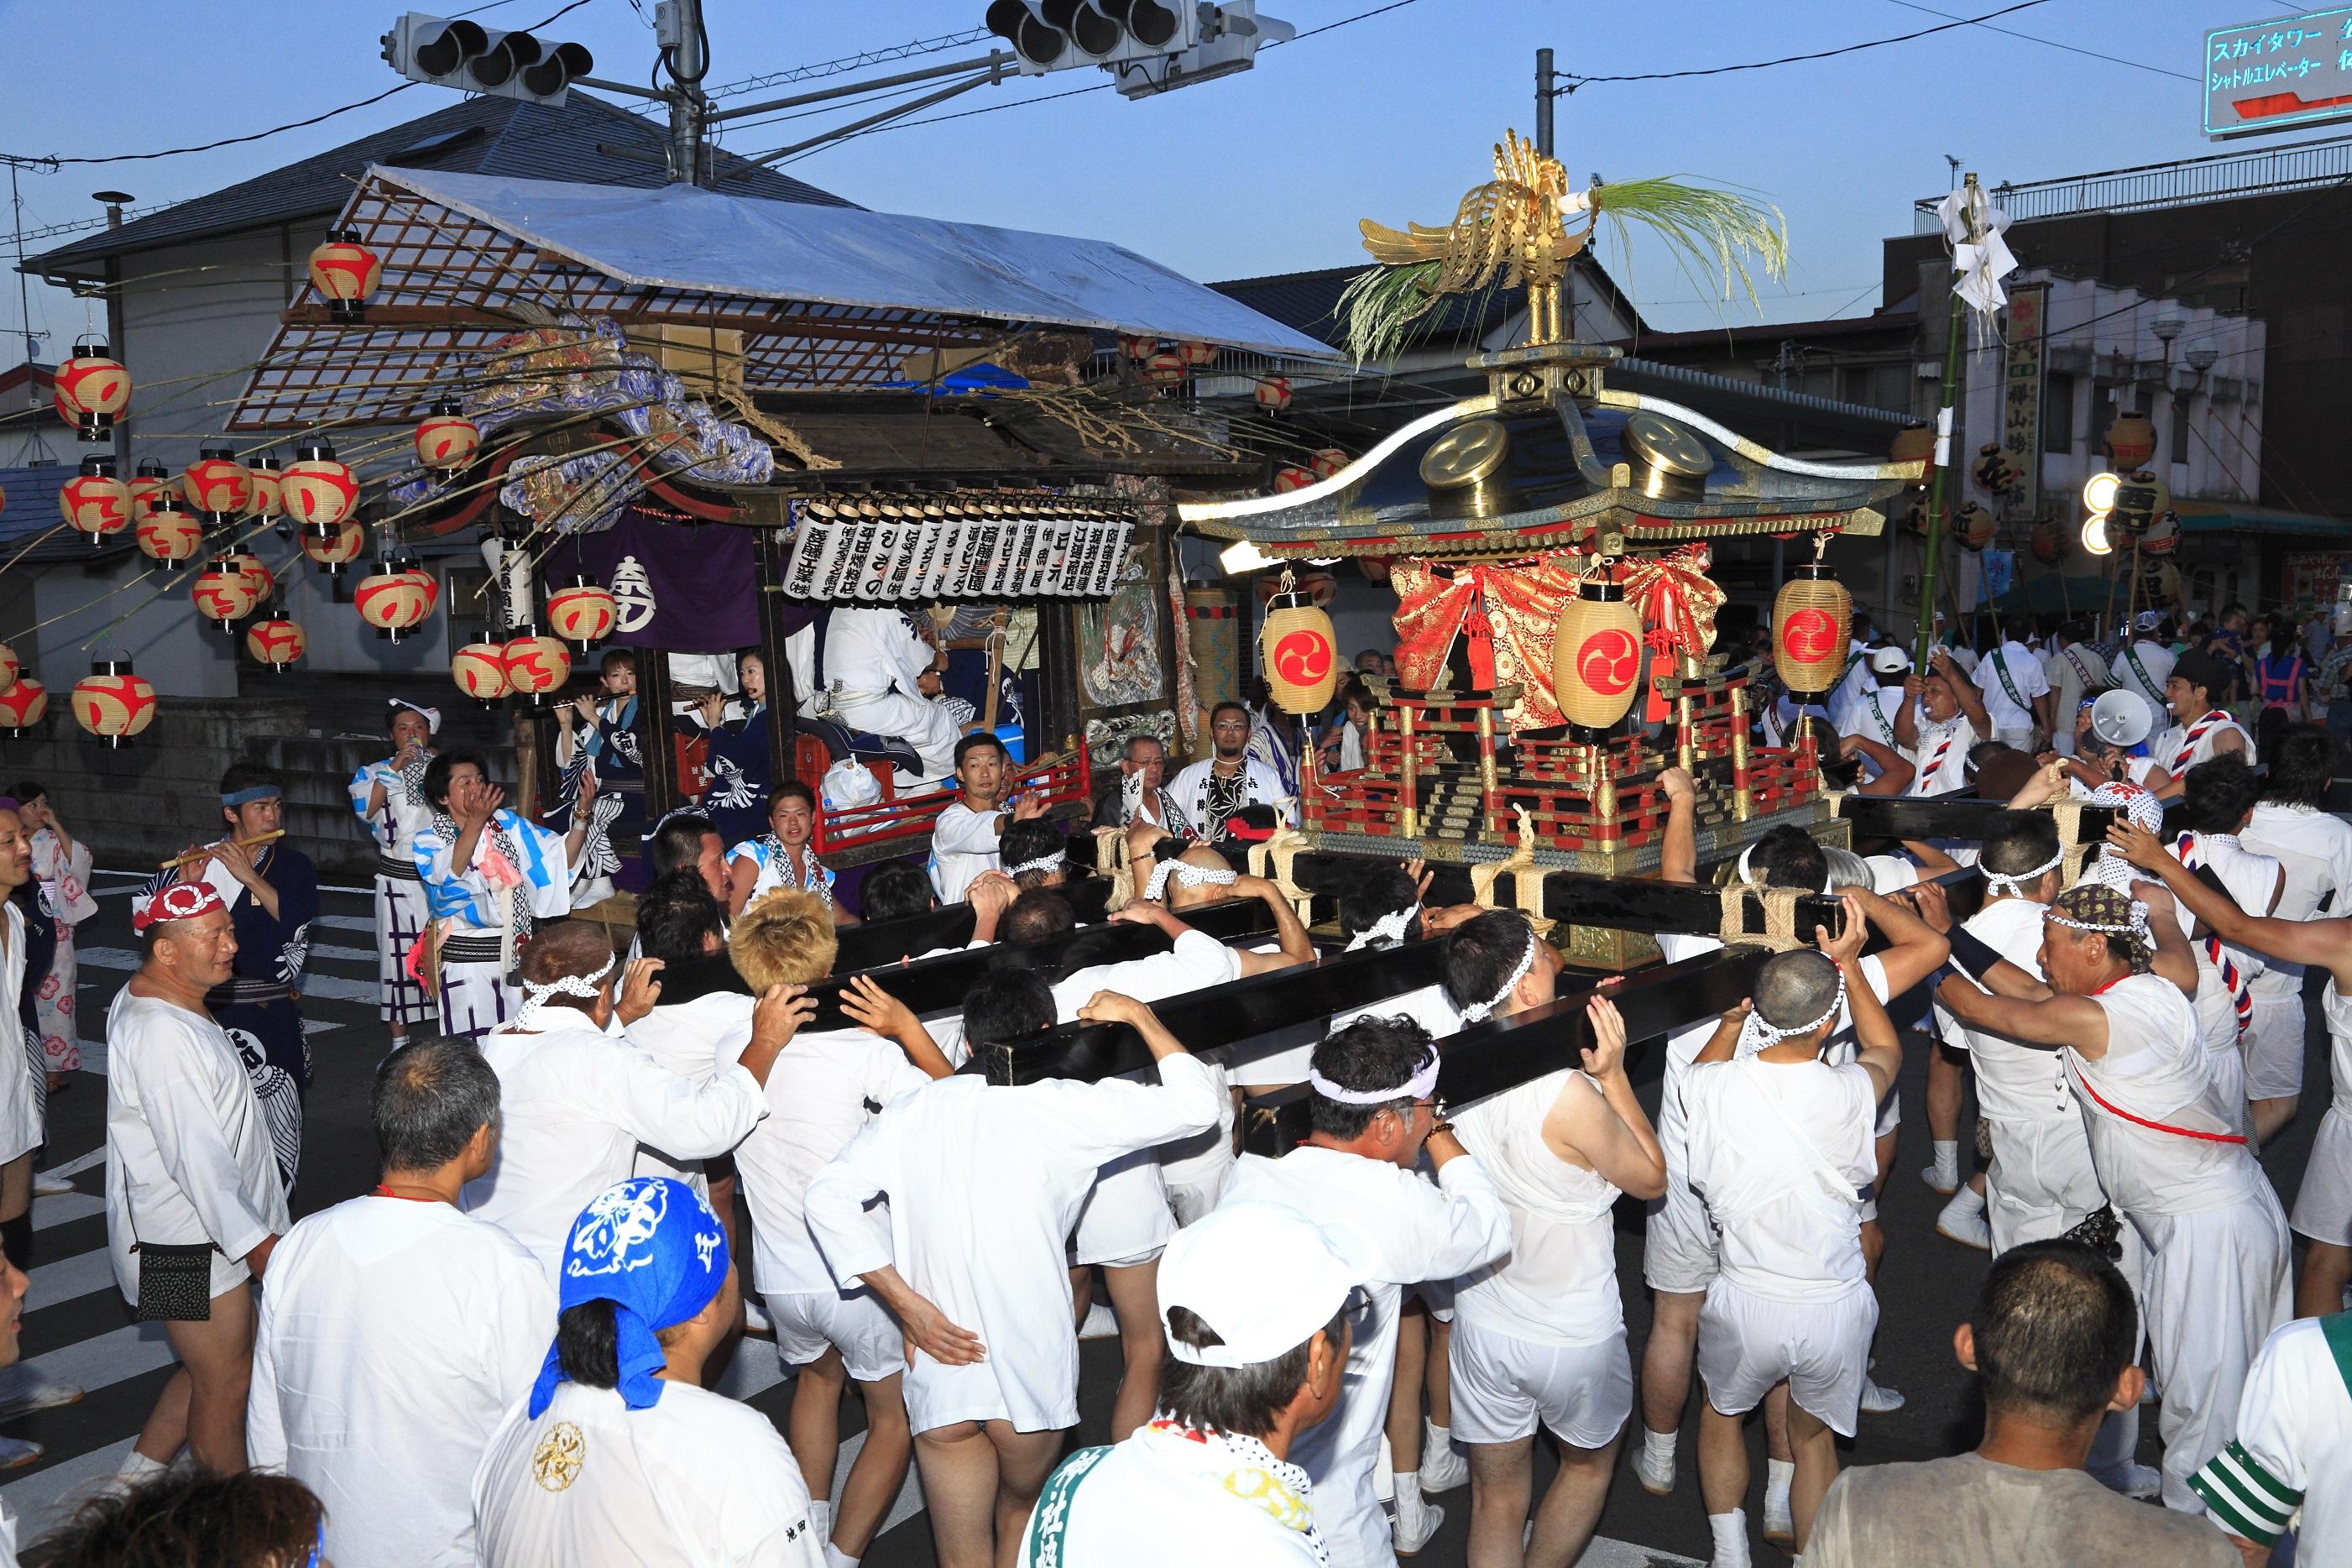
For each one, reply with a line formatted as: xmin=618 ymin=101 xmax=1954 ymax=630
xmin=1158 ymin=1202 xmax=1363 ymax=1368
xmin=1869 ymin=646 xmax=1912 ymax=676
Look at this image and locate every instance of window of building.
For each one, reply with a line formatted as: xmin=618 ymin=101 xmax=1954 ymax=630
xmin=2043 ymin=373 xmax=2075 ymax=453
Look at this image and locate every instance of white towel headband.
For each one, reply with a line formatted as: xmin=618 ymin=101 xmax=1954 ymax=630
xmin=513 ymin=954 xmax=617 ymax=1029
xmin=1459 ymin=927 xmax=1536 ymax=1023
xmin=1307 ymin=1043 xmax=1440 ymax=1105
xmin=1144 ymin=860 xmax=1236 ymax=902
xmin=1984 ymin=848 xmax=2063 ymax=898
xmin=1006 ymin=855 xmax=1064 ymax=879
xmin=1346 ymin=907 xmax=1416 ymax=952
xmin=1735 ymin=970 xmax=1847 ymax=1059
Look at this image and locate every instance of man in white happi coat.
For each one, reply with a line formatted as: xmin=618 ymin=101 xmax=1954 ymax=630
xmin=1939 ymin=875 xmax=2292 ymax=1511
xmin=928 ymin=733 xmax=1044 ymax=905
xmin=2112 ymin=613 xmax=2178 ymax=726
xmin=2150 ymin=650 xmax=2254 ymax=799
xmin=1682 ymin=907 xmax=1904 ymax=1566
xmin=1017 ymin=1202 xmax=1362 ymax=1568
xmin=2239 ymin=724 xmax=2352 ymax=1143
xmin=2160 ymin=755 xmax=2283 ymax=1140
xmin=1170 ymin=701 xmax=1294 ymax=844
xmin=1832 ymin=647 xmax=1912 ymax=782
xmin=0 ymin=810 xmax=46 ymax=1283
xmin=348 ymin=698 xmax=438 ymax=1039
xmin=460 ymin=919 xmax=801 ymax=1278
xmin=249 ymin=1037 xmax=551 ymax=1568
xmin=803 ymin=975 xmax=1222 ymax=1568
xmin=708 ymin=887 xmax=954 ymax=1565
xmin=104 ymin=881 xmax=290 ymax=1477
xmin=2188 ymin=1310 xmax=2352 ymax=1566
xmin=1216 ymin=1013 xmax=1513 ymax=1568
xmin=820 ymin=607 xmax=961 ymax=789
xmin=1895 ymin=649 xmax=1990 ymax=797
xmin=1974 ymin=629 xmax=2053 ymax=750
xmin=412 ymin=749 xmax=587 ymax=1039
xmin=1922 ymin=812 xmax=2156 ymax=1497
xmin=472 ymin=1176 xmax=824 ymax=1568
xmin=2046 ymin=621 xmax=2111 ymax=757
xmin=1440 ymin=936 xmax=1666 ymax=1568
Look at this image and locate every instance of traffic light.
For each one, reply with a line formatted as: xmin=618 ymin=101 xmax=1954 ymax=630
xmin=382 ymin=13 xmax=594 ymax=104
xmin=985 ymin=1 xmax=1292 ymax=91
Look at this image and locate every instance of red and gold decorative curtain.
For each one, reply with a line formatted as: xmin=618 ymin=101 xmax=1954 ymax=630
xmin=1390 ymin=555 xmax=1586 ymax=729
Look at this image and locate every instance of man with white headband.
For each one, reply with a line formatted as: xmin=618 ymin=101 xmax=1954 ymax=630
xmin=996 ymin=816 xmax=1072 ymax=894
xmin=1436 ymin=923 xmax=1667 ymax=1567
xmin=1018 ymin=1201 xmax=1362 ymax=1565
xmin=106 ymin=879 xmax=290 ymax=1478
xmin=1831 ymin=645 xmax=1915 ymax=787
xmin=1938 ymin=875 xmax=2291 ymax=1510
xmin=461 ymin=919 xmax=808 ymax=1279
xmin=1216 ymin=1014 xmax=1513 ymax=1566
xmin=350 ymin=699 xmax=438 ymax=1043
xmin=473 ymin=1176 xmax=823 ymax=1565
xmin=148 ymin=761 xmax=317 ymax=1189
xmin=1919 ymin=814 xmax=2157 ymax=1497
xmin=1681 ymin=902 xmax=1904 ymax=1566
xmin=1639 ymin=771 xmax=1946 ymax=1529
xmin=1049 ymin=860 xmax=1315 ymax=1440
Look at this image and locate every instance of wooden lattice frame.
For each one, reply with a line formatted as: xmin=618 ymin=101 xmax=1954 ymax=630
xmin=229 ymin=174 xmax=999 ymax=432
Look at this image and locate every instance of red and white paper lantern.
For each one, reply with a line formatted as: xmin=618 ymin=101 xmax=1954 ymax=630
xmin=52 ymin=337 xmax=129 ymax=441
xmin=501 ymin=633 xmax=572 ymax=703
xmin=58 ymin=456 xmax=133 ymax=541
xmin=245 ymin=453 xmax=283 ymax=520
xmin=244 ymin=614 xmax=306 ymax=671
xmin=301 ymin=520 xmax=364 ymax=575
xmin=0 ymin=677 xmax=47 ymax=733
xmin=415 ymin=399 xmax=478 ymax=470
xmin=71 ymin=660 xmax=156 ymax=748
xmin=355 ymin=563 xmax=434 ymax=641
xmin=452 ymin=642 xmax=511 ymax=704
xmin=0 ymin=642 xmax=17 ymax=698
xmin=136 ymin=498 xmax=203 ymax=568
xmin=546 ymin=578 xmax=618 ymax=650
xmin=281 ymin=442 xmax=358 ymax=530
xmin=182 ymin=448 xmax=252 ymax=520
xmin=191 ymin=557 xmax=264 ymax=629
xmin=1253 ymin=376 xmax=1293 ymax=413
xmin=308 ymin=229 xmax=382 ymax=321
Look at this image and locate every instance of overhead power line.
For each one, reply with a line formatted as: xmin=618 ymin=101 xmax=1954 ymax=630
xmin=706 ymin=27 xmax=993 ymax=100
xmin=1878 ymin=0 xmax=2197 ymax=81
xmin=1561 ymin=0 xmax=2055 ymax=88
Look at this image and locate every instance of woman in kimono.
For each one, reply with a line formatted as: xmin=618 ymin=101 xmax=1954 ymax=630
xmin=146 ymin=764 xmax=317 ymax=1191
xmin=555 ymin=649 xmax=645 ymax=863
xmin=697 ymin=649 xmax=775 ymax=850
xmin=12 ymin=782 xmax=93 ymax=1081
xmin=346 ymin=700 xmax=437 ymax=1042
xmin=412 ymin=749 xmax=588 ymax=1040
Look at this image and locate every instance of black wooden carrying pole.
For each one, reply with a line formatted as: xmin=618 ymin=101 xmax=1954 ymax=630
xmin=1242 ymin=944 xmax=1773 ymax=1156
xmin=829 ymin=874 xmax=1120 ymax=972
xmin=976 ymin=938 xmax=1454 ymax=1087
xmin=753 ymin=527 xmax=800 ymax=800
xmin=802 ymin=896 xmax=1280 ymax=1030
xmin=1834 ymin=795 xmax=2123 ymax=844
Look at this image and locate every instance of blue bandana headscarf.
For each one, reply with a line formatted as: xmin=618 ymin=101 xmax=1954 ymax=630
xmin=528 ymin=1177 xmax=730 ymax=1418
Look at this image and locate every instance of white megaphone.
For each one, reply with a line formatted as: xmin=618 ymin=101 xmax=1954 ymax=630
xmin=2089 ymin=688 xmax=2154 ymax=749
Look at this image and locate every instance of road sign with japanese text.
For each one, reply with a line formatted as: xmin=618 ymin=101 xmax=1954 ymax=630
xmin=2205 ymin=8 xmax=2352 ymax=138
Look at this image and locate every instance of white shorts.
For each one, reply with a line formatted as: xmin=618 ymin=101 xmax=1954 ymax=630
xmin=1644 ymin=1180 xmax=1720 ymax=1295
xmin=1070 ymin=1152 xmax=1173 ymax=1267
xmin=1696 ymin=1278 xmax=1878 ymax=1438
xmin=2243 ymin=992 xmax=2305 ymax=1101
xmin=2291 ymin=1105 xmax=2352 ymax=1247
xmin=1448 ymin=1317 xmax=1631 ymax=1449
xmin=766 ymin=1287 xmax=905 ymax=1384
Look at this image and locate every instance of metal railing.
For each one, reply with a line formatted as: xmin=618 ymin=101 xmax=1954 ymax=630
xmin=1914 ymin=134 xmax=2352 ymax=222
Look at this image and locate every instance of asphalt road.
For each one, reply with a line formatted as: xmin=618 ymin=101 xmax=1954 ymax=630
xmin=7 ymin=866 xmax=2328 ymax=1565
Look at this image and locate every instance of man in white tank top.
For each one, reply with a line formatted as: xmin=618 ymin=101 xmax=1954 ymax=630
xmin=2111 ymin=816 xmax=2352 ymax=1323
xmin=1936 ymin=876 xmax=2291 ymax=1513
xmin=1447 ymin=978 xmax=1665 ymax=1566
xmin=1682 ymin=904 xmax=1905 ymax=1566
xmin=2161 ymin=755 xmax=2284 ymax=1141
xmin=2152 ymin=651 xmax=2255 ymax=800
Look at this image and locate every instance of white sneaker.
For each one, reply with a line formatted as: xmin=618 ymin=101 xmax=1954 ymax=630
xmin=1920 ymin=1163 xmax=1958 ymax=1196
xmin=1935 ymin=1191 xmax=1992 ymax=1251
xmin=1859 ymin=1376 xmax=1906 ymax=1414
xmin=2092 ymin=1462 xmax=2163 ymax=1499
xmin=0 ymin=1367 xmax=81 ymax=1421
xmin=0 ymin=1437 xmax=41 ymax=1471
xmin=1418 ymin=1435 xmax=1467 ymax=1494
xmin=1393 ymin=1496 xmax=1445 ymax=1555
xmin=741 ymin=1297 xmax=774 ymax=1339
xmin=31 ymin=1172 xmax=73 ymax=1198
xmin=1635 ymin=1443 xmax=1675 ymax=1497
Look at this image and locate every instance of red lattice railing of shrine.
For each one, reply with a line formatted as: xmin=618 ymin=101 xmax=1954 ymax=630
xmin=794 ymin=735 xmax=1092 ymax=859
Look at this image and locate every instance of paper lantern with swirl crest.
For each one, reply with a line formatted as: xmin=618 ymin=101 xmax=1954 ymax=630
xmin=59 ymin=456 xmax=132 ymax=542
xmin=281 ymin=442 xmax=358 ymax=530
xmin=71 ymin=661 xmax=155 ymax=748
xmin=52 ymin=337 xmax=128 ymax=440
xmin=1259 ymin=589 xmax=1339 ymax=714
xmin=355 ymin=564 xmax=434 ymax=641
xmin=1773 ymin=562 xmax=1852 ymax=697
xmin=501 ymin=633 xmax=572 ymax=703
xmin=182 ymin=449 xmax=251 ymax=520
xmin=245 ymin=454 xmax=283 ymax=520
xmin=301 ymin=520 xmax=364 ymax=575
xmin=244 ymin=615 xmax=306 ymax=672
xmin=0 ymin=678 xmax=47 ymax=733
xmin=0 ymin=642 xmax=16 ymax=698
xmin=191 ymin=557 xmax=264 ymax=630
xmin=546 ymin=578 xmax=618 ymax=651
xmin=307 ymin=229 xmax=381 ymax=321
xmin=1552 ymin=581 xmax=1644 ymax=733
xmin=452 ymin=642 xmax=512 ymax=706
xmin=416 ymin=400 xmax=479 ymax=470
xmin=136 ymin=499 xmax=203 ymax=569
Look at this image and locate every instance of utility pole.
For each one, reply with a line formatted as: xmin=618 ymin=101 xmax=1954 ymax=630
xmin=664 ymin=0 xmax=709 ymax=186
xmin=1535 ymin=48 xmax=1557 ymax=157
xmin=1916 ymin=172 xmax=1980 ymax=672
xmin=5 ymin=154 xmax=57 ymax=464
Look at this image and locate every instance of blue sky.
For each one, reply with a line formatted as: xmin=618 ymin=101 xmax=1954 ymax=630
xmin=0 ymin=0 xmax=2310 ymax=349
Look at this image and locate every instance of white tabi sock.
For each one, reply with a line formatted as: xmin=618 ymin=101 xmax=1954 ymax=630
xmin=1708 ymin=1508 xmax=1752 ymax=1568
xmin=1643 ymin=1426 xmax=1677 ymax=1467
xmin=1930 ymin=1139 xmax=1959 ymax=1185
xmin=1424 ymin=1417 xmax=1450 ymax=1452
xmin=1394 ymin=1471 xmax=1423 ymax=1514
xmin=1765 ymin=1456 xmax=1795 ymax=1514
xmin=118 ymin=1450 xmax=167 ymax=1482
xmin=1949 ymin=1182 xmax=1986 ymax=1217
xmin=823 ymin=1550 xmax=858 ymax=1568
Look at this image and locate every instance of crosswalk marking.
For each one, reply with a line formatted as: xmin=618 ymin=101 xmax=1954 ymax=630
xmin=314 ymin=915 xmax=374 ymax=933
xmin=26 ymin=1247 xmax=114 ymax=1310
xmin=26 ymin=1322 xmax=177 ymax=1398
xmin=2 ymin=1437 xmax=135 ymax=1537
xmin=34 ymin=1194 xmax=102 ymax=1231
